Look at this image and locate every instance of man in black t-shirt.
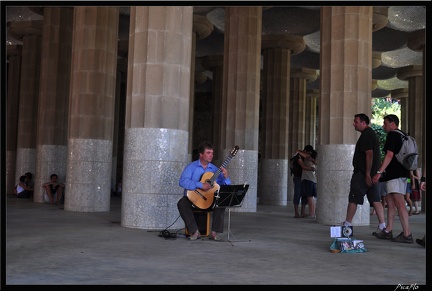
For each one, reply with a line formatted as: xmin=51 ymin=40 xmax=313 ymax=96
xmin=342 ymin=114 xmax=386 ymax=232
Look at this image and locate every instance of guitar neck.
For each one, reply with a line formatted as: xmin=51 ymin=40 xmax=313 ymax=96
xmin=210 ymin=155 xmax=234 ymax=184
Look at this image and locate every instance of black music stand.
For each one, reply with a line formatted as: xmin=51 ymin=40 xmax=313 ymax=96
xmin=214 ymin=184 xmax=249 ymax=242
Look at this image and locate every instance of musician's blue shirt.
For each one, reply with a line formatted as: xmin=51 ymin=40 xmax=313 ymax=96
xmin=179 ymin=159 xmax=231 ymax=196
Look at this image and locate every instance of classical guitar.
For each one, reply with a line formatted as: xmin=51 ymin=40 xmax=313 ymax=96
xmin=187 ymin=145 xmax=239 ymax=210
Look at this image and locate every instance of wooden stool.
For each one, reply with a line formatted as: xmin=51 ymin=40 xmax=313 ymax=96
xmin=185 ymin=210 xmax=212 ymax=236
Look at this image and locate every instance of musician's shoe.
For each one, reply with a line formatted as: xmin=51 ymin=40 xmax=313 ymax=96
xmin=189 ymin=230 xmax=201 ymax=240
xmin=209 ymin=231 xmax=223 ymax=241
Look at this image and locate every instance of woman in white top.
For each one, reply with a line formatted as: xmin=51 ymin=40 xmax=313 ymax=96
xmin=298 ymin=149 xmax=317 ymax=218
xmin=15 ymin=175 xmax=34 ymax=198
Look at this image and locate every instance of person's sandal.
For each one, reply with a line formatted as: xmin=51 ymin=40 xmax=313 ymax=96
xmin=189 ymin=230 xmax=201 ymax=241
xmin=209 ymin=232 xmax=223 ymax=241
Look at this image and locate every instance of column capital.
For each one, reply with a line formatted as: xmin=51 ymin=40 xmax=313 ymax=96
xmin=195 ymin=71 xmax=208 ymax=84
xmin=391 ymin=88 xmax=408 ymax=99
xmin=372 ymin=79 xmax=378 ymax=90
xmin=7 ymin=20 xmax=43 ymax=41
xmin=193 ymin=15 xmax=214 ymax=40
xmin=407 ymin=29 xmax=425 ymax=52
xmin=372 ymin=51 xmax=382 ymax=69
xmin=306 ymin=89 xmax=320 ymax=98
xmin=262 ymin=34 xmax=305 ymax=55
xmin=372 ymin=6 xmax=389 ymax=32
xmin=290 ymin=68 xmax=318 ymax=82
xmin=397 ymin=65 xmax=422 ymax=80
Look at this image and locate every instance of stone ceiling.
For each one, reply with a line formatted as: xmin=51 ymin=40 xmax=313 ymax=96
xmin=5 ymin=5 xmax=426 ymax=98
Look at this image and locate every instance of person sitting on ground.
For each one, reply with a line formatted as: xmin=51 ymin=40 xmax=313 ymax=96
xmin=42 ymin=174 xmax=65 ymax=205
xmin=15 ymin=175 xmax=34 ymax=198
xmin=25 ymin=172 xmax=34 ymax=189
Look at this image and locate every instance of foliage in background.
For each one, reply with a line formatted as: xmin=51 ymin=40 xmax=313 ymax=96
xmin=371 ymin=97 xmax=400 ymax=126
xmin=371 ymin=97 xmax=401 ymax=160
xmin=371 ymin=124 xmax=387 ymax=160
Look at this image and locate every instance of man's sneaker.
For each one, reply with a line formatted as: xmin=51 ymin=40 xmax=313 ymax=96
xmin=391 ymin=232 xmax=413 ymax=243
xmin=373 ymin=229 xmax=393 ymax=240
xmin=189 ymin=230 xmax=201 ymax=241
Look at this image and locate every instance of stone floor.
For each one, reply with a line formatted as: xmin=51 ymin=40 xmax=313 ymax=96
xmin=3 ymin=196 xmax=427 ymax=286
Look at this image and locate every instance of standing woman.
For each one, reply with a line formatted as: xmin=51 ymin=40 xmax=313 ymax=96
xmin=298 ymin=148 xmax=318 ymax=218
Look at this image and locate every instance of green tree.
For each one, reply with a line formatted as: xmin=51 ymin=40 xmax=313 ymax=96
xmin=371 ymin=97 xmax=401 ymax=160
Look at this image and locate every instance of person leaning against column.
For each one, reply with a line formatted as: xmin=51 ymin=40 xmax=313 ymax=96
xmin=372 ymin=114 xmax=413 ymax=243
xmin=342 ymin=113 xmax=386 ymax=232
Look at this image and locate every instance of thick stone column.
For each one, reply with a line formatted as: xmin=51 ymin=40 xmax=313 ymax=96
xmin=6 ymin=45 xmax=22 ymax=195
xmin=122 ymin=6 xmax=193 ymax=229
xmin=8 ymin=21 xmax=43 ymax=183
xmin=318 ymin=7 xmax=373 ymax=226
xmin=259 ymin=35 xmax=305 ymax=206
xmin=407 ymin=29 xmax=426 ymax=212
xmin=65 ymin=7 xmax=119 ymax=212
xmin=34 ymin=7 xmax=73 ymax=203
xmin=398 ymin=66 xmax=424 ymax=169
xmin=222 ymin=7 xmax=262 ymax=212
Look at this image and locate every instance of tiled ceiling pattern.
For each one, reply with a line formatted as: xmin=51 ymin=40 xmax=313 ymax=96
xmin=6 ymin=6 xmax=425 ymax=98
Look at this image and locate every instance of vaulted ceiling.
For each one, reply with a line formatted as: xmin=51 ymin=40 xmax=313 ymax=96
xmin=5 ymin=5 xmax=426 ymax=98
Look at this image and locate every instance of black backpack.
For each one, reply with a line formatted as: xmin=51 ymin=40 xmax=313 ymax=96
xmin=290 ymin=154 xmax=302 ymax=177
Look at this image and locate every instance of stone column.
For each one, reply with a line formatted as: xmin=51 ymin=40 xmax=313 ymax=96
xmin=392 ymin=88 xmax=409 ymax=132
xmin=34 ymin=7 xmax=73 ymax=203
xmin=397 ymin=66 xmax=423 ymax=167
xmin=305 ymin=89 xmax=319 ymax=148
xmin=259 ymin=35 xmax=305 ymax=206
xmin=289 ymin=68 xmax=318 ymax=203
xmin=65 ymin=7 xmax=119 ymax=212
xmin=189 ymin=15 xmax=213 ymax=161
xmin=290 ymin=68 xmax=318 ymax=156
xmin=122 ymin=6 xmax=193 ymax=229
xmin=8 ymin=20 xmax=43 ymax=184
xmin=112 ymin=41 xmax=128 ymax=193
xmin=407 ymin=29 xmax=426 ymax=212
xmin=201 ymin=54 xmax=224 ymax=163
xmin=6 ymin=45 xmax=22 ymax=195
xmin=111 ymin=68 xmax=122 ymax=193
xmin=222 ymin=7 xmax=262 ymax=212
xmin=318 ymin=7 xmax=373 ymax=226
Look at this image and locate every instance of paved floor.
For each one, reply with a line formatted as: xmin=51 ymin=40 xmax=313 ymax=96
xmin=3 ymin=196 xmax=427 ymax=286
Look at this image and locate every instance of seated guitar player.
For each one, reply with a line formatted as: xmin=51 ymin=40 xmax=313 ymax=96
xmin=178 ymin=141 xmax=232 ymax=241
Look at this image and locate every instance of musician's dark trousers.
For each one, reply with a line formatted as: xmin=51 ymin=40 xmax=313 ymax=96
xmin=177 ymin=196 xmax=225 ymax=234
